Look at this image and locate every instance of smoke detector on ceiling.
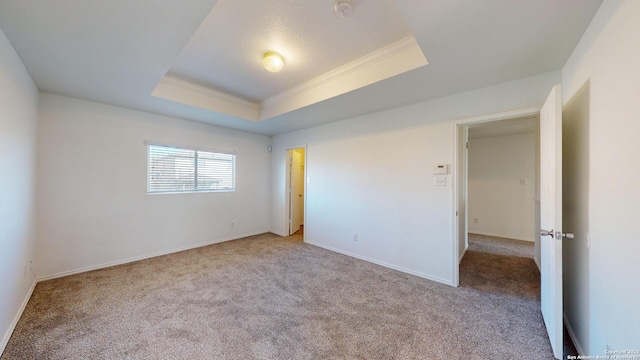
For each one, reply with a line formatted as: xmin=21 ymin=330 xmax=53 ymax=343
xmin=334 ymin=0 xmax=353 ymax=19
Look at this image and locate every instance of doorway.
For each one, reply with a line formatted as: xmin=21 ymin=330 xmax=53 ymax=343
xmin=452 ymin=107 xmax=542 ymax=286
xmin=286 ymin=147 xmax=306 ymax=236
xmin=458 ymin=116 xmax=540 ymax=298
xmin=466 ymin=116 xmax=539 ymax=258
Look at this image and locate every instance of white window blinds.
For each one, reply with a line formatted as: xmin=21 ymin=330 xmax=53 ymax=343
xmin=147 ymin=144 xmax=235 ymax=193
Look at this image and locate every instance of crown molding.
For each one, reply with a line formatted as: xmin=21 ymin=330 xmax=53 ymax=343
xmin=151 ymin=35 xmax=427 ymax=122
xmin=258 ymin=35 xmax=428 ymax=120
xmin=262 ymin=36 xmax=424 ymax=109
xmin=151 ymin=76 xmax=259 ymax=121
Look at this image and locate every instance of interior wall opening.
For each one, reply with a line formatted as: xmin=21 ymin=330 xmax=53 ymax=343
xmin=452 ymin=108 xmax=542 ymax=287
xmin=465 ymin=116 xmax=540 ymax=262
xmin=286 ymin=147 xmax=306 ymax=237
xmin=455 ymin=113 xmax=542 ymax=299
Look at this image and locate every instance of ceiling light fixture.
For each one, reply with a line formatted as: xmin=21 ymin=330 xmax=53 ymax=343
xmin=263 ymin=52 xmax=284 ymax=73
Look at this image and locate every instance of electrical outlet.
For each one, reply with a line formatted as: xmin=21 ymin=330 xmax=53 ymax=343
xmin=230 ymin=222 xmax=234 ymax=228
xmin=353 ymin=234 xmax=358 ymax=242
xmin=474 ymin=217 xmax=479 ymax=224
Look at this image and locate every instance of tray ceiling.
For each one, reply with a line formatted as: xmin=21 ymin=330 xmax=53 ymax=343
xmin=0 ymin=0 xmax=603 ymax=135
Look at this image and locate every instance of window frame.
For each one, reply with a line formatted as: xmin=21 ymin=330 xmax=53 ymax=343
xmin=146 ymin=142 xmax=236 ymax=195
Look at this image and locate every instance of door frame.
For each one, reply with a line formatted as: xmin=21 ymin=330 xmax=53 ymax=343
xmin=284 ymin=145 xmax=307 ymax=238
xmin=450 ymin=107 xmax=540 ymax=287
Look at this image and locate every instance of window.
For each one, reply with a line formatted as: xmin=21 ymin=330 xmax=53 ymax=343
xmin=147 ymin=144 xmax=235 ymax=194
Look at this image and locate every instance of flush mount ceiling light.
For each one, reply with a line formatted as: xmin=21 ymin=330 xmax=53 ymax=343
xmin=262 ymin=52 xmax=284 ymax=73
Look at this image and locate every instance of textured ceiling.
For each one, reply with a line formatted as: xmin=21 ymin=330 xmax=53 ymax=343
xmin=0 ymin=0 xmax=603 ymax=135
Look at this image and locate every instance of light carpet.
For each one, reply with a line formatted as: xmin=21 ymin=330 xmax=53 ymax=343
xmin=468 ymin=233 xmax=535 ymax=258
xmin=3 ymin=233 xmax=560 ymax=359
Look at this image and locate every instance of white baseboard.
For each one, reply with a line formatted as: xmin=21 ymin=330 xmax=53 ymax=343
xmin=304 ymin=239 xmax=453 ymax=287
xmin=1 ymin=278 xmax=37 ymax=356
xmin=564 ymin=313 xmax=585 ymax=355
xmin=468 ymin=231 xmax=534 ymax=242
xmin=37 ymin=230 xmax=270 ymax=281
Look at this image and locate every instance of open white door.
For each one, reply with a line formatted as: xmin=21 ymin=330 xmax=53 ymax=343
xmin=540 ymin=84 xmax=566 ymax=359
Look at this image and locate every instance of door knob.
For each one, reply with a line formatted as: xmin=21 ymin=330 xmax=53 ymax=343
xmin=540 ymin=229 xmax=574 ymax=240
xmin=540 ymin=229 xmax=554 ymax=238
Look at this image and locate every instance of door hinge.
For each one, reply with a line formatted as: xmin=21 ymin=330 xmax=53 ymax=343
xmin=466 ymin=142 xmax=469 ymax=149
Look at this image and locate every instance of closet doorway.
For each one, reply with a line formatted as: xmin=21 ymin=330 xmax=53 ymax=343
xmin=286 ymin=147 xmax=305 ymax=236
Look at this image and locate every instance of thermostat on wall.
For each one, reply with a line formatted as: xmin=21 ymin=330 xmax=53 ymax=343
xmin=433 ymin=164 xmax=449 ymax=174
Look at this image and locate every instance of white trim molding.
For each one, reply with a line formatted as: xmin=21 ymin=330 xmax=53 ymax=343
xmin=451 ymin=106 xmax=541 ymax=287
xmin=37 ymin=231 xmax=269 ymax=282
xmin=151 ymin=76 xmax=259 ymax=121
xmin=305 ymin=239 xmax=452 ymax=286
xmin=259 ymin=36 xmax=428 ymax=120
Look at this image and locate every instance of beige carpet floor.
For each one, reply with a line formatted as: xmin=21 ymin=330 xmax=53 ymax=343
xmin=3 ymin=233 xmax=561 ymax=359
xmin=463 ymin=233 xmax=578 ymax=358
xmin=468 ymin=233 xmax=535 ymax=258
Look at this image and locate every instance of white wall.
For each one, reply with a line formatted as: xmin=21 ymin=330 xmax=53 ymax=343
xmin=0 ymin=28 xmax=38 ymax=352
xmin=561 ymin=0 xmax=640 ymax=354
xmin=468 ymin=132 xmax=536 ymax=241
xmin=35 ymin=93 xmax=271 ymax=279
xmin=270 ymin=70 xmax=561 ymax=285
